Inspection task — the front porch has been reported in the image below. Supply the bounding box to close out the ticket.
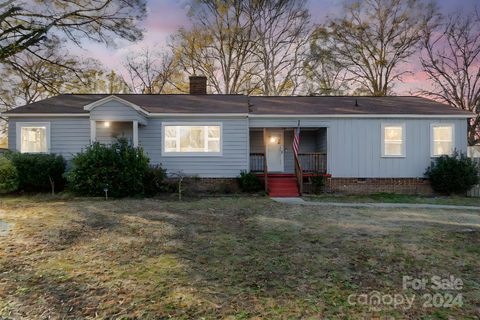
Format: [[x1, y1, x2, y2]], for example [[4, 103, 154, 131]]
[[249, 128, 328, 196]]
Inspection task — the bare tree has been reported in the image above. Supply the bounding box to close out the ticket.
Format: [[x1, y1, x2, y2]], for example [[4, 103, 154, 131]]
[[0, 49, 76, 110], [0, 0, 146, 62], [123, 47, 182, 94], [66, 68, 131, 94], [0, 49, 130, 139], [421, 11, 480, 145], [172, 0, 257, 94], [320, 0, 439, 96], [304, 28, 349, 95], [246, 0, 311, 95]]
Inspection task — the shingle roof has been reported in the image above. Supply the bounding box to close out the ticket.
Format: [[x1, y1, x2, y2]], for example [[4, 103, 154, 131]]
[[248, 96, 473, 116], [5, 94, 249, 114], [2, 94, 473, 117]]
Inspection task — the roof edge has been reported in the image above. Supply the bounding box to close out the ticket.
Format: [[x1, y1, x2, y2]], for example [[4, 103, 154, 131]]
[[248, 114, 473, 119], [2, 113, 472, 119]]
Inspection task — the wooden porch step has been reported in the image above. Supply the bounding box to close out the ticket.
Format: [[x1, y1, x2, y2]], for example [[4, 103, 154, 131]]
[[265, 174, 299, 197]]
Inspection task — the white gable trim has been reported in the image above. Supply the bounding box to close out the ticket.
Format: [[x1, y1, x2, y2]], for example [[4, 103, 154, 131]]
[[83, 95, 149, 115]]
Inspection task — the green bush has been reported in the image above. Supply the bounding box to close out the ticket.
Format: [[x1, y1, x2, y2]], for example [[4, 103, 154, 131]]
[[237, 171, 263, 192], [67, 139, 150, 197], [425, 152, 479, 195], [143, 165, 167, 197], [311, 173, 325, 194], [7, 152, 66, 194], [0, 157, 19, 193]]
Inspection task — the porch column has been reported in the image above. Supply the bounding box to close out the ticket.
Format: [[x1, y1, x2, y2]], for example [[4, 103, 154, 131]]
[[263, 128, 268, 192], [90, 120, 96, 143], [133, 120, 139, 147]]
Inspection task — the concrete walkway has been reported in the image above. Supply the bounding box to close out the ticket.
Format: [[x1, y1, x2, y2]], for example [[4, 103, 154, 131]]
[[271, 197, 480, 211]]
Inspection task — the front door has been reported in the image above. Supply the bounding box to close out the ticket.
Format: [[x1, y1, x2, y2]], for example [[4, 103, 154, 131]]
[[266, 129, 284, 172]]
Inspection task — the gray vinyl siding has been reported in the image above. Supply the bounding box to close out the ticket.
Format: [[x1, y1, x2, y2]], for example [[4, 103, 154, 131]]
[[328, 118, 468, 178], [139, 118, 249, 178], [90, 100, 147, 124], [249, 119, 331, 128], [8, 117, 90, 160], [6, 113, 468, 179], [248, 117, 468, 178]]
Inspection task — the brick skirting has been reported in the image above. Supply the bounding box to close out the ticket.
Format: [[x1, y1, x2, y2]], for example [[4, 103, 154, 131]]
[[165, 176, 433, 196], [326, 178, 433, 195], [165, 177, 241, 195]]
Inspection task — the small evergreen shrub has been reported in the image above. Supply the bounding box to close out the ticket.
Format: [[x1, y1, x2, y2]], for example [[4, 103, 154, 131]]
[[311, 173, 325, 194], [237, 171, 263, 192], [143, 165, 167, 197], [425, 152, 479, 195], [0, 157, 19, 193], [7, 153, 66, 193], [67, 139, 150, 197]]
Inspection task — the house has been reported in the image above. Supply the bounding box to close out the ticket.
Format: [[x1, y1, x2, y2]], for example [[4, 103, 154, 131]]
[[2, 76, 472, 196]]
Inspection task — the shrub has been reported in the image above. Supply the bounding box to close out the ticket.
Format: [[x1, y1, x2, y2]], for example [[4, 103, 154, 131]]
[[143, 165, 167, 197], [67, 139, 150, 197], [237, 171, 263, 192], [0, 157, 19, 193], [311, 173, 325, 194], [425, 151, 479, 195], [7, 153, 66, 194]]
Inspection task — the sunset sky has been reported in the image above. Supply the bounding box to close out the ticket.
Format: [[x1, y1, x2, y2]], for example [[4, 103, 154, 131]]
[[78, 0, 479, 95]]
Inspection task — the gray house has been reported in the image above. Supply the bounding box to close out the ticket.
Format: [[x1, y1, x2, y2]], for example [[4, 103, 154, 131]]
[[2, 77, 472, 196]]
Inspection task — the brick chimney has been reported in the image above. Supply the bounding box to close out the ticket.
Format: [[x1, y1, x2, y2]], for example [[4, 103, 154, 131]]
[[189, 76, 207, 95]]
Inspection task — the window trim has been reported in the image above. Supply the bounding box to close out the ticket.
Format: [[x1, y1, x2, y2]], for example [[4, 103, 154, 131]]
[[430, 123, 455, 158], [161, 122, 223, 157], [381, 122, 406, 158], [16, 122, 51, 154]]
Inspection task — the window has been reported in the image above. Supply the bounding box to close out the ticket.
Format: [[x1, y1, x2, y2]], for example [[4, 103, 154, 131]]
[[431, 124, 454, 157], [16, 122, 50, 153], [382, 123, 405, 157], [163, 124, 222, 155]]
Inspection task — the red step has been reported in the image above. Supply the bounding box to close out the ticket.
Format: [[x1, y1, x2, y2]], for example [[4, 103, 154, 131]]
[[266, 174, 299, 197]]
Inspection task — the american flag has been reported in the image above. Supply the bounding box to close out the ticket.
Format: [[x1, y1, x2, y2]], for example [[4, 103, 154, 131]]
[[293, 127, 300, 157]]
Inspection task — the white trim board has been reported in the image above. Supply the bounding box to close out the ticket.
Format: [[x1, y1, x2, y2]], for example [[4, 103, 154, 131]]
[[3, 113, 472, 119], [3, 113, 89, 117], [83, 95, 149, 115], [248, 114, 473, 119], [149, 113, 248, 117], [381, 122, 406, 158], [15, 121, 51, 153], [161, 122, 224, 157], [430, 123, 455, 158]]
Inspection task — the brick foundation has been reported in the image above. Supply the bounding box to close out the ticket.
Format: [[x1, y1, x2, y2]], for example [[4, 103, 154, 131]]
[[165, 177, 240, 195], [325, 178, 433, 195], [165, 176, 433, 196]]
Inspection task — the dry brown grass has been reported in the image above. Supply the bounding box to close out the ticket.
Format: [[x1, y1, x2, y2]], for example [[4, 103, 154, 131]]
[[0, 196, 479, 319]]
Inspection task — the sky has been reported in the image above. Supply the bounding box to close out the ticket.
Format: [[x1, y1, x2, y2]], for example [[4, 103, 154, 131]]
[[75, 0, 479, 95]]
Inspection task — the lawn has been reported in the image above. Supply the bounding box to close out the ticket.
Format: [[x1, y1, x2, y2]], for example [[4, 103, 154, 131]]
[[0, 196, 479, 319], [305, 192, 480, 207]]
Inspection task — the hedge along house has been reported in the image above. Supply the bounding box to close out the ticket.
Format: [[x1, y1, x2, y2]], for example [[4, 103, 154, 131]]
[[2, 76, 472, 196]]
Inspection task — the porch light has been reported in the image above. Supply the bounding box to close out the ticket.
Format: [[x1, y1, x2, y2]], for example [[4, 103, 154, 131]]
[[104, 121, 110, 128], [270, 136, 279, 144]]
